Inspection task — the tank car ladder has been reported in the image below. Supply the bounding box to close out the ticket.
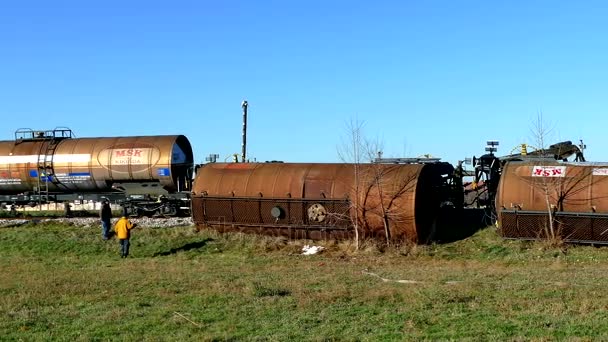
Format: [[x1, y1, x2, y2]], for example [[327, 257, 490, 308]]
[[36, 132, 70, 202]]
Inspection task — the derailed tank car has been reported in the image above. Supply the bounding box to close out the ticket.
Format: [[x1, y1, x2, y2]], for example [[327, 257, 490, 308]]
[[496, 160, 608, 244], [0, 128, 194, 216], [191, 162, 458, 243]]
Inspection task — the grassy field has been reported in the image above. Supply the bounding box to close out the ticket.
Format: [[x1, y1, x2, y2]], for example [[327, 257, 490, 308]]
[[2, 222, 608, 341]]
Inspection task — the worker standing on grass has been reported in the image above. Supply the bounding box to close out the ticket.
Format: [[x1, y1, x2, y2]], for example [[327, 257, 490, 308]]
[[100, 200, 112, 240], [114, 216, 137, 258]]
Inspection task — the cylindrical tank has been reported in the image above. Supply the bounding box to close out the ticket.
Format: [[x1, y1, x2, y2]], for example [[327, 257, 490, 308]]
[[192, 162, 455, 243], [496, 160, 608, 243], [0, 134, 193, 194]]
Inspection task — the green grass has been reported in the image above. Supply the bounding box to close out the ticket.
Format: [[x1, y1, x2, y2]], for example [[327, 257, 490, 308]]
[[2, 223, 608, 340], [0, 209, 119, 218]]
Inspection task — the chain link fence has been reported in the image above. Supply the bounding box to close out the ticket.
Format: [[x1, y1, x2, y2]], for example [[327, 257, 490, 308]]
[[192, 196, 353, 239], [500, 210, 608, 244]]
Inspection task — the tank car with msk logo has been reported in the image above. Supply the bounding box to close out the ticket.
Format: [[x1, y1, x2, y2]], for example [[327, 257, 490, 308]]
[[496, 160, 608, 244], [0, 128, 194, 216]]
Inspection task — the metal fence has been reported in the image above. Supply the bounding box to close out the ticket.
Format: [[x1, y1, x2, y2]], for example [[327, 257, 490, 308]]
[[500, 210, 608, 244], [192, 196, 353, 239]]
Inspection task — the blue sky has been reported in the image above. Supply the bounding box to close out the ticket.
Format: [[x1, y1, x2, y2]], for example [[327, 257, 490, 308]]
[[1, 1, 607, 167]]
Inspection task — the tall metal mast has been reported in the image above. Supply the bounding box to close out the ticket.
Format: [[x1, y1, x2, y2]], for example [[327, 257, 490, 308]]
[[241, 100, 248, 163]]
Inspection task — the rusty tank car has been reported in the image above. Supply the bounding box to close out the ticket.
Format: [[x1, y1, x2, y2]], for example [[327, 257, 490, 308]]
[[496, 160, 608, 243], [191, 162, 458, 243], [0, 128, 194, 216]]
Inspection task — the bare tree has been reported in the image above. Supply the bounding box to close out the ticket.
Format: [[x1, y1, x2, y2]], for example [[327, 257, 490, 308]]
[[356, 162, 420, 244], [337, 118, 365, 249], [530, 111, 558, 241], [517, 111, 606, 244], [338, 120, 421, 246], [364, 138, 391, 244]]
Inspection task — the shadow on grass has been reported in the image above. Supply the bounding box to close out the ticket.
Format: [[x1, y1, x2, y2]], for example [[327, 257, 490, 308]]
[[434, 207, 495, 243], [152, 238, 214, 257], [252, 282, 291, 297]]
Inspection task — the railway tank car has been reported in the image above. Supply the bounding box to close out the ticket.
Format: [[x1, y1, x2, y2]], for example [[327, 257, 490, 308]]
[[496, 160, 608, 244], [0, 128, 194, 216], [191, 162, 459, 243]]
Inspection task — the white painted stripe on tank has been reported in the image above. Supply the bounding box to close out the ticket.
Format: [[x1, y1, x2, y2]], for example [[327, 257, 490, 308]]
[[52, 154, 91, 163], [0, 155, 37, 164], [0, 154, 91, 164]]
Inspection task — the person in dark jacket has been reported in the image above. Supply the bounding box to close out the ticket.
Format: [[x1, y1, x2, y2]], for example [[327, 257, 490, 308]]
[[100, 200, 112, 240], [64, 202, 73, 218]]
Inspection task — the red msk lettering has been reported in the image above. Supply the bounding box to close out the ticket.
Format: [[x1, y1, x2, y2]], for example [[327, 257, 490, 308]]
[[115, 149, 142, 158], [533, 167, 565, 177]]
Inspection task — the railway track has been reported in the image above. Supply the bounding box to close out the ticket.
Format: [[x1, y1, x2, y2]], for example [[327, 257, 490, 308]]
[[0, 216, 193, 228]]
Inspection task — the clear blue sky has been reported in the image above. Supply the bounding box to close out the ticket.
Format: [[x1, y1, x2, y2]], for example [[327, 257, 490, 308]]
[[1, 1, 607, 167]]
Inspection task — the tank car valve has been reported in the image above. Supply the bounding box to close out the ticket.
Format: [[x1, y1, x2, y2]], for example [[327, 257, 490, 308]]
[[307, 203, 327, 223]]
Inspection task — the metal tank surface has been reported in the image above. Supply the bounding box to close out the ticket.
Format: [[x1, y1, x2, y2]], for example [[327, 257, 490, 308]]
[[496, 160, 608, 243], [192, 162, 456, 243], [0, 129, 193, 196]]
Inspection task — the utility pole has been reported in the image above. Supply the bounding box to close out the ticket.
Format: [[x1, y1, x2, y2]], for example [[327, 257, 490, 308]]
[[241, 100, 248, 163]]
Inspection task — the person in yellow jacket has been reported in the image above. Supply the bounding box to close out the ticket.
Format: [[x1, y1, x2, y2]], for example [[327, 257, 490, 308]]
[[114, 216, 137, 258]]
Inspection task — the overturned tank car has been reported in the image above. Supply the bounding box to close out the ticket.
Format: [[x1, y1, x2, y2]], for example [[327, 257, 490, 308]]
[[497, 160, 608, 244], [191, 162, 459, 243]]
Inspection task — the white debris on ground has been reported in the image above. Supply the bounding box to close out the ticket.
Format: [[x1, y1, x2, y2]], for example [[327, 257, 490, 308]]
[[361, 270, 463, 285], [0, 217, 194, 229], [301, 245, 325, 255], [361, 271, 422, 284]]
